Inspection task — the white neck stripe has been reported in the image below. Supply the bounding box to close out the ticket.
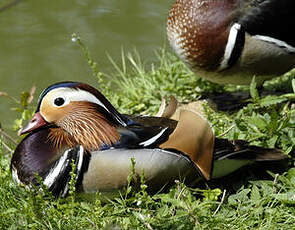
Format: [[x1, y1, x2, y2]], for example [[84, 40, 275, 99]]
[[43, 150, 70, 188], [219, 23, 241, 70]]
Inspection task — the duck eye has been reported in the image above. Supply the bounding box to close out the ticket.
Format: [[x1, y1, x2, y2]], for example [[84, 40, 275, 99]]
[[54, 97, 65, 106]]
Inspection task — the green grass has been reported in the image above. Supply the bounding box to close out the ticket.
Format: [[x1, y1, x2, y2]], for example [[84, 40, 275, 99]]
[[1, 36, 295, 229]]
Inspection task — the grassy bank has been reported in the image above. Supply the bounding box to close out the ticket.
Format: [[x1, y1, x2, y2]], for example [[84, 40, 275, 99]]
[[1, 38, 295, 229]]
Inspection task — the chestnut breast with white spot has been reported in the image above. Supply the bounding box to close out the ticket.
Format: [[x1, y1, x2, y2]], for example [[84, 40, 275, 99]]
[[167, 0, 237, 70]]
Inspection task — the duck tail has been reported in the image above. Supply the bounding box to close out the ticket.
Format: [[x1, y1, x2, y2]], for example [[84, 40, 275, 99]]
[[241, 145, 286, 162], [212, 139, 287, 179], [214, 139, 286, 161]]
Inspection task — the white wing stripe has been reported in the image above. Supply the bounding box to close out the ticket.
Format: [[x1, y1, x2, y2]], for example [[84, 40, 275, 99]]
[[139, 128, 168, 147], [254, 35, 295, 53]]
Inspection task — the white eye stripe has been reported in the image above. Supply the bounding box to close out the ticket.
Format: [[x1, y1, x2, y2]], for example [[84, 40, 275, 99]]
[[47, 88, 110, 113]]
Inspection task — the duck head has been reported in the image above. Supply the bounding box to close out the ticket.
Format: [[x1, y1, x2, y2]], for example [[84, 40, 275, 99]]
[[18, 82, 133, 151]]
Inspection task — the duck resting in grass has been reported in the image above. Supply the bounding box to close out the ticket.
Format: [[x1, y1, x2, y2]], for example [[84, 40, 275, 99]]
[[11, 82, 286, 197]]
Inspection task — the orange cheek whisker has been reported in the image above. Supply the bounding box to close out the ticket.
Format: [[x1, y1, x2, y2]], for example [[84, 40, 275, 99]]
[[48, 104, 121, 152]]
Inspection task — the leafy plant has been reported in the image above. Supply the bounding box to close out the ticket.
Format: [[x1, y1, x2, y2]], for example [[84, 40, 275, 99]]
[[0, 85, 36, 132]]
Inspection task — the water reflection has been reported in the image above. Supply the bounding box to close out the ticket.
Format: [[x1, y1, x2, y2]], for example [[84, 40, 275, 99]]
[[0, 0, 173, 132]]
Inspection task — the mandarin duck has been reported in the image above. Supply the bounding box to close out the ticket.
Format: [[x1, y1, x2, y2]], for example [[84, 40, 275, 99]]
[[167, 0, 295, 85], [11, 82, 286, 197]]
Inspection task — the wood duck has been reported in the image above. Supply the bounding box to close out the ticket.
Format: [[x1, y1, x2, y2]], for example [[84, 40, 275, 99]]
[[167, 0, 295, 85], [11, 82, 286, 197]]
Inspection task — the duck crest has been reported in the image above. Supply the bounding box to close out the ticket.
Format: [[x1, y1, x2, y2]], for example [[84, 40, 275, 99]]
[[48, 102, 120, 151]]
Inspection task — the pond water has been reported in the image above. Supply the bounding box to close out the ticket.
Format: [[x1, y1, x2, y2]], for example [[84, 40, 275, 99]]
[[0, 0, 174, 132]]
